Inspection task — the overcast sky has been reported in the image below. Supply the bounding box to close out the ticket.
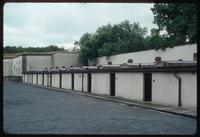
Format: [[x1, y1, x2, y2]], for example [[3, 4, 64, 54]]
[[4, 3, 157, 49]]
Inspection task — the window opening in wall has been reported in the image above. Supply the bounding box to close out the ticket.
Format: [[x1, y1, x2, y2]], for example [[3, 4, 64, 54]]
[[108, 61, 112, 65], [128, 59, 133, 63], [144, 73, 152, 101], [193, 53, 197, 61], [110, 73, 115, 96]]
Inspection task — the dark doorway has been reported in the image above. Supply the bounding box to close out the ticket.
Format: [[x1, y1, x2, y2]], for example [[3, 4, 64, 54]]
[[36, 74, 38, 85], [59, 73, 62, 88], [82, 73, 84, 92], [32, 74, 33, 84], [88, 73, 91, 93], [71, 73, 74, 90], [42, 74, 44, 85], [47, 74, 49, 86], [144, 73, 152, 101], [50, 74, 52, 87], [110, 73, 115, 96]]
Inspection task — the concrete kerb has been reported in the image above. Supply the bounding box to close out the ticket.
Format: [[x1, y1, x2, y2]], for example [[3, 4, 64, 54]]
[[19, 82, 196, 119]]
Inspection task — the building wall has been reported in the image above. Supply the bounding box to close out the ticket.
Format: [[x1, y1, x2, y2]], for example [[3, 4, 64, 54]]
[[23, 70, 196, 109], [22, 74, 25, 82], [91, 73, 110, 95], [96, 44, 197, 65], [28, 74, 33, 83], [26, 55, 52, 71], [152, 73, 179, 106], [61, 74, 72, 89], [179, 73, 197, 108], [53, 53, 80, 68], [44, 74, 48, 86], [3, 59, 13, 76], [115, 73, 144, 101], [52, 74, 60, 88], [12, 56, 23, 76], [24, 74, 28, 83], [26, 74, 29, 83], [33, 74, 37, 84], [74, 73, 82, 91], [38, 74, 43, 85], [83, 73, 88, 92]]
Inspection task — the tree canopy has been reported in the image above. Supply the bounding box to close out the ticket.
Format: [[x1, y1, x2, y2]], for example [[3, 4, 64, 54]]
[[151, 3, 197, 45], [78, 20, 148, 65]]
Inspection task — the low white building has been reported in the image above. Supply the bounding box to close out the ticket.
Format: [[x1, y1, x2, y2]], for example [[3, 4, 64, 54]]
[[3, 58, 13, 77], [3, 52, 80, 81], [23, 60, 197, 109]]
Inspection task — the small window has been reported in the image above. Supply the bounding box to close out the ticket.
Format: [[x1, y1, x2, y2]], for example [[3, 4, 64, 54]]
[[108, 61, 112, 65], [155, 56, 161, 62], [128, 59, 133, 63], [193, 53, 197, 61]]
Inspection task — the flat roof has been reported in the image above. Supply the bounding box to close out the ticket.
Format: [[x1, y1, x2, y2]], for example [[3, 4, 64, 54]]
[[24, 63, 197, 74]]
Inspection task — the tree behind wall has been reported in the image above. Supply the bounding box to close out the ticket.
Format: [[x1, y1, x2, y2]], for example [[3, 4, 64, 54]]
[[151, 3, 197, 46], [78, 20, 148, 65]]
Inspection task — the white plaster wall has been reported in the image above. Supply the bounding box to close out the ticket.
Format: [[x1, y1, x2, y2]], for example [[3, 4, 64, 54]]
[[38, 74, 43, 85], [152, 73, 179, 106], [96, 44, 197, 65], [26, 74, 29, 83], [61, 74, 72, 89], [28, 74, 32, 83], [74, 73, 82, 91], [44, 74, 48, 86], [22, 74, 25, 82], [53, 53, 80, 68], [26, 55, 52, 71], [24, 74, 28, 83], [3, 59, 13, 76], [33, 74, 37, 84], [83, 73, 88, 92], [12, 56, 22, 76], [115, 73, 144, 101], [91, 73, 110, 95], [179, 73, 197, 108], [52, 74, 60, 88]]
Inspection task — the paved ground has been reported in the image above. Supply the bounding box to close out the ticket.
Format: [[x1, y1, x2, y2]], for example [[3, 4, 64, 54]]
[[3, 82, 196, 134]]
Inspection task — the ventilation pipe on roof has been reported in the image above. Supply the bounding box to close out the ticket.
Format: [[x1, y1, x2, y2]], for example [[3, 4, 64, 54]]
[[173, 72, 182, 107]]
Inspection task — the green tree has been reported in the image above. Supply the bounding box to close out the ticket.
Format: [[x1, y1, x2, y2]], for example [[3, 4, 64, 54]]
[[151, 3, 197, 45], [78, 20, 148, 65]]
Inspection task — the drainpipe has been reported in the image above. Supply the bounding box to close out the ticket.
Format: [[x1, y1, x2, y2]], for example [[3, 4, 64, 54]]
[[173, 72, 182, 107]]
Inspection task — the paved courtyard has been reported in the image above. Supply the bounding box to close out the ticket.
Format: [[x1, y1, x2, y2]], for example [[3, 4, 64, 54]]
[[3, 82, 196, 134]]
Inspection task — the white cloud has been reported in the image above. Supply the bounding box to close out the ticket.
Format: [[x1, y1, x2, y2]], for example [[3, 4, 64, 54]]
[[3, 3, 156, 48]]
